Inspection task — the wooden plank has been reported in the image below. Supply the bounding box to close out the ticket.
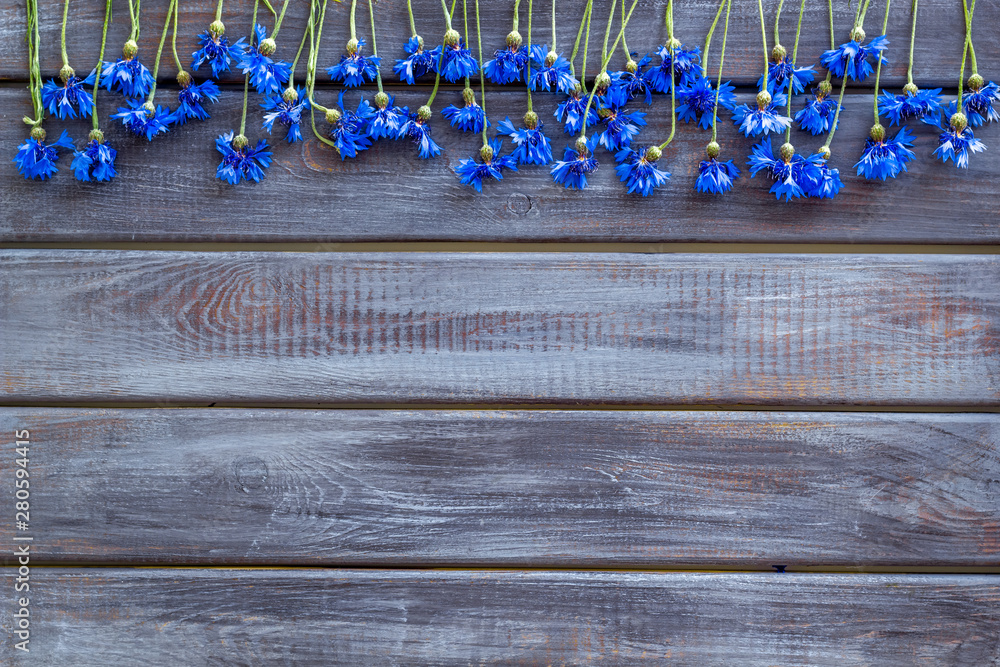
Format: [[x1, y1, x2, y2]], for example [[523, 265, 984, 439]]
[[2, 569, 998, 664], [3, 90, 998, 244], [1, 251, 998, 405], [1, 408, 998, 567], [0, 0, 993, 88]]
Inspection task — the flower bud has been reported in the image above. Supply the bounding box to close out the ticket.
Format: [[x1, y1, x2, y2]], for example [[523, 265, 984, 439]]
[[414, 35, 425, 50], [968, 73, 985, 91], [210, 20, 225, 36], [479, 143, 494, 162], [59, 64, 75, 82], [705, 141, 720, 159], [950, 112, 968, 133], [89, 129, 105, 143], [779, 142, 795, 162], [756, 90, 772, 108], [668, 37, 682, 49], [818, 145, 832, 159], [817, 80, 833, 97], [417, 105, 432, 121], [232, 134, 249, 150], [544, 50, 558, 67], [345, 38, 359, 55], [594, 71, 611, 89], [444, 29, 460, 46], [869, 123, 886, 142], [123, 39, 139, 59], [625, 59, 638, 74], [644, 146, 662, 162], [506, 31, 522, 48], [902, 82, 918, 96], [325, 108, 342, 124], [574, 137, 589, 154], [177, 70, 193, 87], [850, 26, 866, 43], [143, 101, 156, 118], [259, 37, 277, 56], [771, 44, 787, 61], [283, 86, 299, 103], [30, 126, 46, 142], [523, 110, 539, 129], [374, 91, 390, 109], [598, 107, 613, 119], [462, 87, 476, 104]]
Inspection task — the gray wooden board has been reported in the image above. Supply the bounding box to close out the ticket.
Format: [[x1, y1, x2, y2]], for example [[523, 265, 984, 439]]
[[0, 0, 994, 88], [3, 90, 1000, 244], [0, 408, 998, 567], [1, 569, 998, 664], [2, 251, 998, 405]]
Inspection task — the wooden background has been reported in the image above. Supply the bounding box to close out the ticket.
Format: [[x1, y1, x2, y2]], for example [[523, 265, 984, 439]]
[[2, 0, 999, 663]]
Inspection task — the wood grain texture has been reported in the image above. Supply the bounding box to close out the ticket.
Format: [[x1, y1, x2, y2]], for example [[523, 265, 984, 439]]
[[2, 251, 998, 405], [1, 408, 998, 567], [0, 0, 995, 87], [3, 90, 1000, 244], [2, 569, 998, 665]]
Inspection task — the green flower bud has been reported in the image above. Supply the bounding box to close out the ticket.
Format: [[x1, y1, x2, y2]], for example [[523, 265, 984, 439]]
[[462, 87, 476, 104], [346, 38, 359, 55], [123, 39, 139, 59], [902, 82, 919, 96], [282, 86, 299, 103], [817, 80, 833, 97], [869, 123, 886, 142], [779, 142, 795, 162], [574, 137, 589, 154], [89, 129, 105, 144], [143, 101, 156, 118], [259, 38, 277, 56], [59, 64, 75, 82], [644, 146, 662, 162], [417, 105, 432, 121], [209, 20, 225, 36], [177, 71, 193, 87], [374, 91, 390, 109], [480, 143, 494, 162], [444, 29, 461, 46], [850, 27, 866, 43], [818, 145, 832, 159], [756, 90, 772, 108], [625, 59, 638, 74], [523, 110, 539, 129], [595, 71, 611, 89], [30, 126, 46, 142], [950, 112, 968, 133], [544, 50, 558, 67], [771, 44, 787, 61], [232, 134, 249, 150], [325, 108, 342, 124], [705, 141, 720, 159], [506, 31, 522, 48], [968, 73, 985, 91]]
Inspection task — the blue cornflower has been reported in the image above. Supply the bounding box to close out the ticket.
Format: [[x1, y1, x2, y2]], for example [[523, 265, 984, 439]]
[[328, 38, 381, 87], [174, 76, 220, 124], [215, 131, 272, 184], [442, 89, 490, 133], [695, 145, 740, 194], [614, 146, 670, 196], [395, 36, 439, 84], [483, 33, 530, 84], [440, 37, 479, 82], [596, 107, 646, 151], [455, 138, 518, 191], [820, 31, 888, 82], [101, 43, 155, 98], [760, 55, 815, 95], [111, 100, 173, 140], [71, 133, 117, 182], [365, 93, 408, 140], [240, 24, 292, 96], [747, 139, 823, 201], [550, 139, 599, 189], [497, 115, 552, 165], [606, 56, 654, 108], [399, 107, 442, 158], [13, 129, 73, 180], [795, 83, 840, 135], [191, 27, 247, 78], [555, 90, 599, 134], [644, 42, 701, 93], [962, 77, 1000, 126], [732, 91, 791, 137], [676, 75, 736, 129], [42, 71, 95, 119], [926, 106, 986, 168], [261, 86, 309, 142], [878, 85, 942, 125], [805, 158, 843, 199], [324, 92, 375, 159], [854, 125, 916, 180], [528, 45, 579, 94]]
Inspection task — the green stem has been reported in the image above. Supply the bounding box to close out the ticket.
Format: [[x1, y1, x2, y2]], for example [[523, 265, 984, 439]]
[[439, 0, 452, 30], [307, 0, 340, 148], [476, 0, 487, 147], [242, 0, 261, 136], [349, 0, 357, 41], [962, 0, 977, 76], [578, 0, 640, 139], [824, 0, 833, 82], [658, 0, 677, 149], [92, 0, 112, 131], [215, 0, 224, 22], [757, 0, 768, 84], [407, 0, 417, 37], [60, 0, 70, 68], [569, 0, 592, 80], [855, 0, 871, 28], [146, 0, 176, 104], [600, 0, 616, 64], [526, 0, 533, 112], [272, 0, 291, 39], [127, 0, 140, 42], [702, 0, 726, 77], [906, 0, 917, 84], [23, 0, 43, 125], [784, 0, 806, 143], [171, 0, 183, 72], [424, 0, 452, 106], [551, 0, 557, 50], [368, 0, 383, 92], [774, 0, 785, 46], [261, 0, 278, 19], [578, 0, 592, 91], [290, 8, 311, 80], [871, 0, 891, 122], [958, 0, 976, 103], [513, 0, 521, 32], [823, 74, 848, 147], [709, 0, 732, 144], [619, 0, 630, 59]]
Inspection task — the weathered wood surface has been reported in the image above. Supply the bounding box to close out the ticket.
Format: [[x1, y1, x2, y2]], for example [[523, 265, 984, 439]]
[[2, 251, 998, 405], [2, 569, 998, 664], [3, 90, 998, 244], [1, 408, 998, 567], [0, 0, 994, 88]]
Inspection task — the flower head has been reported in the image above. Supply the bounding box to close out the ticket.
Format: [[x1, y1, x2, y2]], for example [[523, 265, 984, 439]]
[[483, 32, 530, 84], [42, 71, 95, 119], [111, 100, 173, 140], [854, 124, 916, 180], [174, 75, 220, 124], [455, 138, 518, 191], [261, 86, 310, 142], [498, 114, 553, 165], [747, 139, 823, 200], [606, 56, 654, 107], [550, 138, 599, 189], [676, 75, 736, 129], [215, 131, 272, 184], [324, 92, 375, 159], [695, 143, 740, 194], [439, 35, 479, 82], [596, 107, 646, 151], [760, 50, 815, 95], [555, 90, 599, 134], [101, 42, 155, 98], [442, 88, 490, 133], [13, 129, 73, 180], [365, 92, 408, 140], [732, 90, 791, 137], [395, 35, 440, 84], [644, 42, 701, 93], [962, 76, 1000, 127], [614, 145, 670, 196], [399, 106, 443, 158], [805, 157, 843, 199], [239, 24, 291, 96], [927, 105, 986, 168], [820, 31, 888, 82], [528, 45, 579, 94], [71, 131, 118, 182], [795, 82, 840, 135], [328, 38, 381, 87], [878, 84, 942, 125], [191, 26, 247, 78]]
